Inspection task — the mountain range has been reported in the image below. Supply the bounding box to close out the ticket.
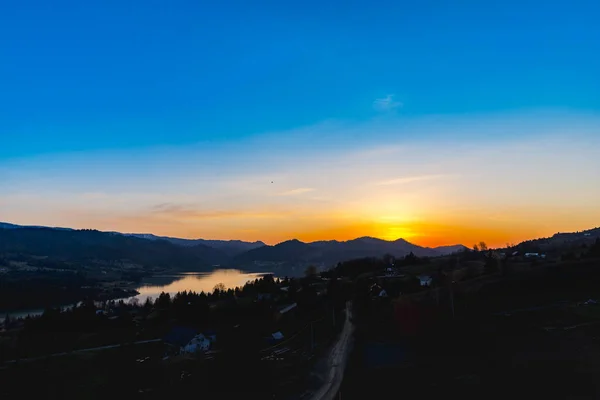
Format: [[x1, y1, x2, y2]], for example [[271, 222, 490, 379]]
[[0, 222, 466, 270]]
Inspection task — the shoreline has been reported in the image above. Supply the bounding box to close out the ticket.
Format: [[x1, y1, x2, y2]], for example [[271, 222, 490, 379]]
[[2, 283, 140, 320]]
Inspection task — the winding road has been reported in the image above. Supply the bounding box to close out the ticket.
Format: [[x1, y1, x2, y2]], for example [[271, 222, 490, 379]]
[[309, 301, 354, 400]]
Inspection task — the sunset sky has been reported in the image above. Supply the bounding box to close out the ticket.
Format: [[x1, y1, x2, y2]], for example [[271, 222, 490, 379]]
[[2, 0, 599, 248]]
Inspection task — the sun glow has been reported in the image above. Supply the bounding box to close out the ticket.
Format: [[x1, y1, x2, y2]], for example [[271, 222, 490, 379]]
[[379, 225, 417, 241]]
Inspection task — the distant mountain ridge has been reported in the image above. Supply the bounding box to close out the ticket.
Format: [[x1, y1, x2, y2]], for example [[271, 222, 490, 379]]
[[1, 222, 467, 268], [0, 226, 227, 270], [2, 221, 599, 273], [0, 222, 265, 258], [122, 233, 265, 257], [234, 237, 467, 265]]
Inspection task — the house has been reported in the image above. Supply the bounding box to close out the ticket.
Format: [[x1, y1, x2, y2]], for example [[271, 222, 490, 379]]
[[182, 333, 211, 354], [369, 283, 384, 297], [278, 303, 297, 315], [418, 275, 433, 287], [164, 326, 198, 353], [257, 293, 273, 301], [272, 331, 284, 340], [274, 302, 298, 322], [524, 253, 546, 259]]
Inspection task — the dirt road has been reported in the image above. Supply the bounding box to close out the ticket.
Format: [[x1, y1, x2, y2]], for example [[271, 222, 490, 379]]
[[309, 301, 354, 400]]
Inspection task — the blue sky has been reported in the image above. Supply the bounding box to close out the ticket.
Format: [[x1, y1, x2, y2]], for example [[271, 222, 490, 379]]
[[1, 0, 600, 245]]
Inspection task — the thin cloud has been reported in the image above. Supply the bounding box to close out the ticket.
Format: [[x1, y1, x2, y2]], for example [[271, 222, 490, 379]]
[[375, 174, 450, 186], [277, 187, 315, 196], [150, 203, 290, 220], [373, 94, 403, 112]]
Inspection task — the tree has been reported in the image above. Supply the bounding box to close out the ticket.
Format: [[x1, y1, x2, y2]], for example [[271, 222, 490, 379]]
[[588, 238, 600, 258], [473, 244, 479, 252], [383, 253, 395, 266], [403, 252, 419, 265], [479, 242, 488, 251], [305, 265, 318, 278], [213, 282, 226, 293], [155, 292, 171, 309], [484, 255, 498, 274], [143, 296, 153, 310]]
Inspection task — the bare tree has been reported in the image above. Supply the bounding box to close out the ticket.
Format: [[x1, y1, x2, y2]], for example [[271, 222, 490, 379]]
[[479, 241, 488, 251], [213, 282, 226, 293], [473, 244, 480, 252]]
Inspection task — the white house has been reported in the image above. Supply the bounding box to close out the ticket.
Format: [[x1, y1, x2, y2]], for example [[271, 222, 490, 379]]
[[182, 333, 211, 354], [524, 253, 546, 259], [418, 275, 433, 287]]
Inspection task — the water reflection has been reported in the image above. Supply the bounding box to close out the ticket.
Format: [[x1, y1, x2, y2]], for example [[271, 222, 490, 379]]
[[4, 269, 271, 319], [132, 269, 271, 304]]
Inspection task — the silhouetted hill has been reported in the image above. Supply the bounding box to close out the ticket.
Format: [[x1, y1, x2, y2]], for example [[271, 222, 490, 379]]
[[0, 227, 228, 270], [234, 237, 467, 265], [431, 244, 469, 254], [124, 233, 265, 257], [513, 227, 600, 254], [236, 239, 318, 263], [1, 222, 468, 269]]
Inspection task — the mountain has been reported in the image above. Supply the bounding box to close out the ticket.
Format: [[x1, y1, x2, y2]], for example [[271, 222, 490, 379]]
[[1, 223, 265, 258], [235, 239, 319, 263], [123, 233, 265, 257], [0, 227, 228, 270], [0, 222, 73, 231], [512, 227, 600, 254], [234, 236, 467, 265], [431, 244, 470, 255], [1, 221, 467, 269], [0, 222, 20, 229]]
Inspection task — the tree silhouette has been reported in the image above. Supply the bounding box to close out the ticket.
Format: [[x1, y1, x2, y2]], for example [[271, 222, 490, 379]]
[[155, 292, 171, 309], [213, 282, 226, 293], [143, 297, 153, 310], [383, 253, 395, 266], [305, 265, 318, 278]]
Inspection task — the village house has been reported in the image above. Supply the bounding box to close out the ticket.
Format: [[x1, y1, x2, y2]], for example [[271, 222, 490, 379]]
[[418, 275, 433, 287]]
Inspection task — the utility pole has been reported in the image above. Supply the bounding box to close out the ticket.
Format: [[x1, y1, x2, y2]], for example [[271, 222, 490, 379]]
[[332, 308, 336, 328], [310, 322, 315, 352], [449, 254, 459, 319], [449, 277, 455, 319]]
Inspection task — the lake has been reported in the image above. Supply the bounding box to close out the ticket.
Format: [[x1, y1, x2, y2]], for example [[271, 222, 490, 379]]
[[129, 269, 271, 304], [5, 269, 271, 319]]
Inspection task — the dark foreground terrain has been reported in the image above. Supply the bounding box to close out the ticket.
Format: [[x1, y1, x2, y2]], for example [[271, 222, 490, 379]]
[[341, 258, 600, 400]]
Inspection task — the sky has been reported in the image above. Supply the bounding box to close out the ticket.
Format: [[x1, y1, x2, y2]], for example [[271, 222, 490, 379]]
[[1, 0, 600, 247]]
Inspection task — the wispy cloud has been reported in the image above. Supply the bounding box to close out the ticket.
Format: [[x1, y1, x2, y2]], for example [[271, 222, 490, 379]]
[[277, 187, 315, 196], [375, 174, 450, 186], [151, 203, 290, 220], [373, 94, 403, 112]]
